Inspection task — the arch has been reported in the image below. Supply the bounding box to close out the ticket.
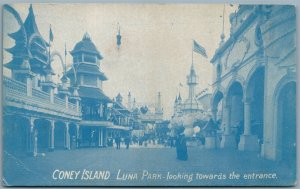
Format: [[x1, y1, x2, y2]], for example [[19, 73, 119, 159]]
[[273, 74, 296, 163], [225, 81, 244, 147], [34, 118, 51, 152], [3, 115, 30, 156], [211, 90, 224, 123], [224, 76, 245, 98], [54, 121, 67, 149], [51, 51, 66, 74], [244, 66, 265, 144], [68, 122, 78, 149], [244, 64, 265, 96], [4, 5, 27, 46]]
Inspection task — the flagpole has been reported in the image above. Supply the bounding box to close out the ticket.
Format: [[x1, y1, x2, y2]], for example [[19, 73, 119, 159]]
[[192, 40, 194, 66], [48, 24, 51, 64], [64, 42, 67, 75]]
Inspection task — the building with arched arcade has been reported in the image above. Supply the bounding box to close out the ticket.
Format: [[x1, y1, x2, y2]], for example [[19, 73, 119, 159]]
[[210, 5, 296, 165], [3, 5, 132, 156]]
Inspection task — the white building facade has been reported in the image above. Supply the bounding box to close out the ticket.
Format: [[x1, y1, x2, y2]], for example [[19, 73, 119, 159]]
[[210, 5, 296, 163]]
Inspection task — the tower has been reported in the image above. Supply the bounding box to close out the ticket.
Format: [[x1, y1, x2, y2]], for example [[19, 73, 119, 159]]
[[187, 63, 198, 100], [182, 63, 203, 113], [127, 92, 132, 110], [155, 92, 163, 115]]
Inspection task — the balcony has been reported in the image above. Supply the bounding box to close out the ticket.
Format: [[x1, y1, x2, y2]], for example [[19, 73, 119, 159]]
[[3, 76, 81, 120]]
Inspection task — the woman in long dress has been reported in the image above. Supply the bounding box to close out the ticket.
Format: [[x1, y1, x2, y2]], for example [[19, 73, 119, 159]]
[[176, 132, 188, 161]]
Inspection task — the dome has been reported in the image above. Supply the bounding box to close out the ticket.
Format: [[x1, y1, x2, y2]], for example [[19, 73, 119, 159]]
[[71, 32, 102, 59]]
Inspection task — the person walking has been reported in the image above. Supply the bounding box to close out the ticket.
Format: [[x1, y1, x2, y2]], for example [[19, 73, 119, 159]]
[[125, 136, 130, 149], [175, 128, 188, 161], [115, 136, 121, 149]]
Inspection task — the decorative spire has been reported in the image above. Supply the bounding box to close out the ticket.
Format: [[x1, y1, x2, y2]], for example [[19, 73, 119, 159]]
[[83, 32, 91, 41]]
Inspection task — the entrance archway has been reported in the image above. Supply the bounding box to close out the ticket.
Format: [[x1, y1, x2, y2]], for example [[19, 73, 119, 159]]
[[277, 81, 296, 167], [226, 82, 244, 148], [245, 67, 265, 150]]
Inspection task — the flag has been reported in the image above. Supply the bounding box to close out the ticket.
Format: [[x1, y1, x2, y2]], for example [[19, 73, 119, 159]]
[[193, 40, 207, 58], [49, 25, 54, 42]]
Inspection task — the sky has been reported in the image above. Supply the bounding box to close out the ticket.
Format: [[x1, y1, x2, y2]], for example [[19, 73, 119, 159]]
[[3, 3, 237, 119]]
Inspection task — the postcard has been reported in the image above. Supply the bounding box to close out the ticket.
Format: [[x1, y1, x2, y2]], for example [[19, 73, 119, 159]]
[[2, 3, 297, 186]]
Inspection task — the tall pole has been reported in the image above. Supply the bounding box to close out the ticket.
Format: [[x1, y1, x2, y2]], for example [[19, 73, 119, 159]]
[[64, 42, 67, 75], [48, 24, 51, 64], [192, 40, 194, 66]]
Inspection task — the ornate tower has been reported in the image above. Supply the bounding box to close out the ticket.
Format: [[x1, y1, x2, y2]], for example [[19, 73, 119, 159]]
[[187, 63, 198, 100], [182, 63, 203, 113], [155, 92, 163, 115]]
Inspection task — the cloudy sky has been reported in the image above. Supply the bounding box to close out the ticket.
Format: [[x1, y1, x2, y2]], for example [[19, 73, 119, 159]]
[[3, 3, 237, 118]]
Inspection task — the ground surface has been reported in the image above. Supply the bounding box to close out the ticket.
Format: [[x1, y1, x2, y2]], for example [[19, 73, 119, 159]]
[[3, 146, 296, 187]]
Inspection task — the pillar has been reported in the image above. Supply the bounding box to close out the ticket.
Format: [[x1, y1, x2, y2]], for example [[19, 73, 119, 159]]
[[101, 129, 104, 146], [211, 108, 217, 122], [76, 124, 80, 148], [98, 129, 102, 147], [238, 98, 259, 151], [26, 76, 32, 96], [49, 120, 55, 151], [65, 95, 69, 109], [220, 102, 236, 149], [49, 88, 54, 104], [65, 123, 70, 150], [28, 117, 35, 155]]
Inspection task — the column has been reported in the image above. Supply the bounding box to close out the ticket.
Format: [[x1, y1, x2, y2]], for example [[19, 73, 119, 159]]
[[244, 100, 251, 135], [238, 98, 259, 151], [28, 117, 35, 155], [211, 108, 217, 122], [49, 120, 55, 151], [76, 124, 80, 148], [49, 88, 54, 104], [98, 129, 102, 147], [101, 129, 104, 146], [65, 122, 70, 150], [224, 104, 231, 135], [26, 76, 32, 97], [220, 101, 236, 149], [65, 95, 69, 109]]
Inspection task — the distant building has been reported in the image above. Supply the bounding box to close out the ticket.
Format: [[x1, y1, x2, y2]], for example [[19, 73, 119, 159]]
[[196, 88, 212, 112], [173, 63, 204, 115], [210, 5, 296, 163]]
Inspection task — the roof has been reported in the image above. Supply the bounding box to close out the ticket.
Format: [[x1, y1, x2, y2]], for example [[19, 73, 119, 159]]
[[5, 4, 48, 69], [66, 63, 108, 80], [24, 5, 49, 46], [113, 101, 131, 114], [78, 86, 112, 102], [71, 33, 103, 59]]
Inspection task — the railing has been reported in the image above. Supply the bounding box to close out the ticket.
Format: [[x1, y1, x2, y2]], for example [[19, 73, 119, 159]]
[[3, 77, 27, 95], [68, 102, 77, 110], [54, 96, 66, 107], [32, 88, 50, 101], [3, 76, 80, 117]]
